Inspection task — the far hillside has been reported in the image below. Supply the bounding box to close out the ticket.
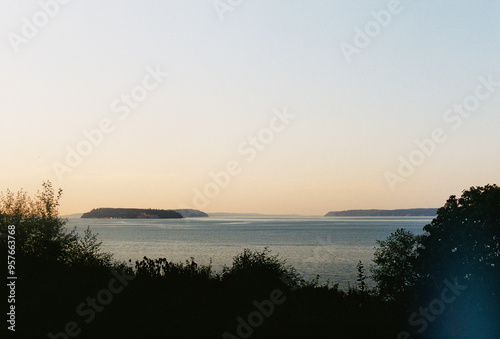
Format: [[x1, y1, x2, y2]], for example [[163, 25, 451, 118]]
[[325, 208, 438, 217]]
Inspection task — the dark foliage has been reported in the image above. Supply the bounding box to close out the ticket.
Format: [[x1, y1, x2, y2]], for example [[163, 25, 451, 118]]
[[371, 228, 419, 300], [414, 184, 500, 337], [417, 184, 500, 287], [371, 184, 500, 338], [2, 182, 498, 338]]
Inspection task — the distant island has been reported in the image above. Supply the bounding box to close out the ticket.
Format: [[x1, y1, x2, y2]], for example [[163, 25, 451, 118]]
[[175, 209, 209, 218], [325, 208, 438, 217], [81, 208, 208, 219]]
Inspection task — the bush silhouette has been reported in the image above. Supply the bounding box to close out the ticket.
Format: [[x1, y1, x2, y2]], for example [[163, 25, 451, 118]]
[[0, 181, 113, 270], [222, 247, 302, 290], [135, 256, 215, 282]]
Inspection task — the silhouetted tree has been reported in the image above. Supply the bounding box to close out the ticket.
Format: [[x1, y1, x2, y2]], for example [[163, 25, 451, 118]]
[[356, 260, 367, 293], [416, 184, 500, 325], [371, 228, 419, 300], [417, 184, 499, 282]]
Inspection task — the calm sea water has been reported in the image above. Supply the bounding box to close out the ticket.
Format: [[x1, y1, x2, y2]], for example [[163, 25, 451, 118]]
[[66, 216, 432, 288]]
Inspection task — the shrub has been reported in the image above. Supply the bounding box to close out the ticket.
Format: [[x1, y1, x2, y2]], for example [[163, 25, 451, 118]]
[[134, 256, 215, 282], [222, 247, 303, 290], [0, 181, 113, 270]]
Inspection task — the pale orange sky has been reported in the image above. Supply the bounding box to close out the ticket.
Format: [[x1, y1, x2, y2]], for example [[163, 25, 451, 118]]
[[1, 1, 499, 216]]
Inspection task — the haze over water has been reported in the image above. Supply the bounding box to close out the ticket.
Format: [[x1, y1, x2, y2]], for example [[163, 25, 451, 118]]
[[67, 215, 432, 287]]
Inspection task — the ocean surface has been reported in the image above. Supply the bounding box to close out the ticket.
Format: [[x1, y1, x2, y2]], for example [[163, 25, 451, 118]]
[[66, 215, 433, 288]]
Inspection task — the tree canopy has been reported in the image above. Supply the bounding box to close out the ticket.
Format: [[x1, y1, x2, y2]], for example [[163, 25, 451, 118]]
[[371, 228, 419, 300], [371, 184, 500, 337], [417, 184, 500, 285]]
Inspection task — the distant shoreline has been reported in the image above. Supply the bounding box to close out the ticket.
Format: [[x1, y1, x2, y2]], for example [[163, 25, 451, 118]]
[[325, 208, 438, 217], [63, 209, 438, 219]]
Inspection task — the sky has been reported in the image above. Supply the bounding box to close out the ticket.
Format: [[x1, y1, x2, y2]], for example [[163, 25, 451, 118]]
[[1, 0, 499, 216]]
